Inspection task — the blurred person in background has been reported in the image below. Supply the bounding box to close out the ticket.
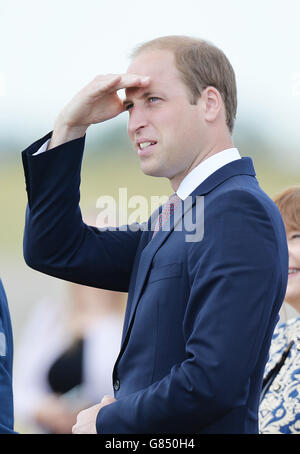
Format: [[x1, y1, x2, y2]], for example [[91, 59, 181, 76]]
[[259, 186, 300, 434], [13, 282, 125, 434], [0, 279, 16, 433]]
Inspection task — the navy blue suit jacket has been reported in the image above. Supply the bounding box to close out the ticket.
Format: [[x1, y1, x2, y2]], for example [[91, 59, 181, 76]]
[[0, 279, 15, 434], [22, 133, 288, 434]]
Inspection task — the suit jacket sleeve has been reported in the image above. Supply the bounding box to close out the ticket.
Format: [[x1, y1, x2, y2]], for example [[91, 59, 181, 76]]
[[0, 280, 15, 433], [96, 190, 286, 433], [22, 132, 142, 292]]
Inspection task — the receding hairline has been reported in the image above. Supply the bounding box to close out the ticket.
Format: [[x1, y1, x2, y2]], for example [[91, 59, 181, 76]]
[[130, 35, 211, 59], [129, 35, 237, 133]]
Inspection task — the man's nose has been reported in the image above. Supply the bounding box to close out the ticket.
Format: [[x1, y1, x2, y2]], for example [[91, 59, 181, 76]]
[[128, 107, 148, 136]]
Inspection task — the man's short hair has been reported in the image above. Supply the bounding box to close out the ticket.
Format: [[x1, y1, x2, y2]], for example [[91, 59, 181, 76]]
[[131, 35, 237, 133], [274, 186, 300, 233]]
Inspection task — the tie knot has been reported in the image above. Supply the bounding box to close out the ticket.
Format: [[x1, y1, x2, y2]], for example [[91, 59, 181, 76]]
[[169, 193, 181, 204], [152, 193, 181, 238], [162, 193, 181, 214]]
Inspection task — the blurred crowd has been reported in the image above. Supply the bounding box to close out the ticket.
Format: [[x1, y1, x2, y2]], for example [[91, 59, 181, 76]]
[[13, 282, 125, 433]]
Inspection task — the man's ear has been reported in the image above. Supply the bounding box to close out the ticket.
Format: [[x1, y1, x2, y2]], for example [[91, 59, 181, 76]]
[[200, 86, 222, 124]]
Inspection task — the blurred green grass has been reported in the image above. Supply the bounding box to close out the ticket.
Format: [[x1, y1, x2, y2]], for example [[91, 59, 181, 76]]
[[0, 146, 299, 255]]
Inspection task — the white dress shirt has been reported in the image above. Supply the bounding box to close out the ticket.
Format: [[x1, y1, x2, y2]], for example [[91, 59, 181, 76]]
[[176, 148, 241, 200], [33, 138, 51, 155]]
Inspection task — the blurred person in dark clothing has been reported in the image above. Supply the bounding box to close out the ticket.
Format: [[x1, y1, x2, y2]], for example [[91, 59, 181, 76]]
[[0, 278, 16, 433]]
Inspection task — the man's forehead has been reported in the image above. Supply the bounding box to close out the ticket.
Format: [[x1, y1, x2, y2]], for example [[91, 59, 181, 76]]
[[127, 49, 175, 77], [125, 50, 180, 97]]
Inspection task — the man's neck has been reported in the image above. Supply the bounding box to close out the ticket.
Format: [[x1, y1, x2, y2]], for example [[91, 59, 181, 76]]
[[170, 139, 235, 192]]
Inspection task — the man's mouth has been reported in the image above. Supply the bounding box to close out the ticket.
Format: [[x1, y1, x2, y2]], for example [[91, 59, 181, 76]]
[[138, 141, 157, 151], [137, 140, 158, 156]]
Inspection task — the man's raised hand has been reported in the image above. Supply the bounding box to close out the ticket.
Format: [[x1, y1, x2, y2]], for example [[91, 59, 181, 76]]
[[49, 73, 150, 149]]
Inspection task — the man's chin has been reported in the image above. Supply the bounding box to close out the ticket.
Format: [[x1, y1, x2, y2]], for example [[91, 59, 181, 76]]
[[139, 162, 166, 178]]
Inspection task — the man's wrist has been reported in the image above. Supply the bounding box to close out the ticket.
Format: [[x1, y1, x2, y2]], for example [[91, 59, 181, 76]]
[[49, 123, 87, 150]]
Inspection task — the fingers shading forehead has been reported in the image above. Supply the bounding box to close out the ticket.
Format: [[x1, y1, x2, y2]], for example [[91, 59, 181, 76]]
[[125, 85, 147, 98]]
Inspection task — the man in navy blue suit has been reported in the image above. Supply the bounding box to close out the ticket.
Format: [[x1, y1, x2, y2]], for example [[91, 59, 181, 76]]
[[0, 279, 15, 433], [22, 36, 288, 434]]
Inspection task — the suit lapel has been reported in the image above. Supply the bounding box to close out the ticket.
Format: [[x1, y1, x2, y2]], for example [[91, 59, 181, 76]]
[[118, 157, 256, 356], [123, 194, 199, 345]]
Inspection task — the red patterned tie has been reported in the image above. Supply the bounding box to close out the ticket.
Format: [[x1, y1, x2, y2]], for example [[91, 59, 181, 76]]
[[152, 193, 181, 238]]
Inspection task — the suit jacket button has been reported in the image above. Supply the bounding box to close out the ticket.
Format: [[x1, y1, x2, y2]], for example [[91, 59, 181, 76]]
[[113, 379, 120, 391]]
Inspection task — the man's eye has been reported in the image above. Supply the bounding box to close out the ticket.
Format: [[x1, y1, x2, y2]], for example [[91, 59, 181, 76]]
[[125, 103, 133, 111], [148, 97, 160, 103], [290, 233, 300, 240]]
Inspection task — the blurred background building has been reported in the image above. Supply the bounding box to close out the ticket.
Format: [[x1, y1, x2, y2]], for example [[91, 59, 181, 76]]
[[0, 0, 299, 432]]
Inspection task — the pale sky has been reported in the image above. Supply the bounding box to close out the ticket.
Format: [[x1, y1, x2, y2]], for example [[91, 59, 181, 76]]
[[0, 0, 300, 166]]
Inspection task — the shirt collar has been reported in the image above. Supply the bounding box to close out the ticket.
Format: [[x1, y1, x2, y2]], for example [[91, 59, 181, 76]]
[[176, 148, 241, 200]]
